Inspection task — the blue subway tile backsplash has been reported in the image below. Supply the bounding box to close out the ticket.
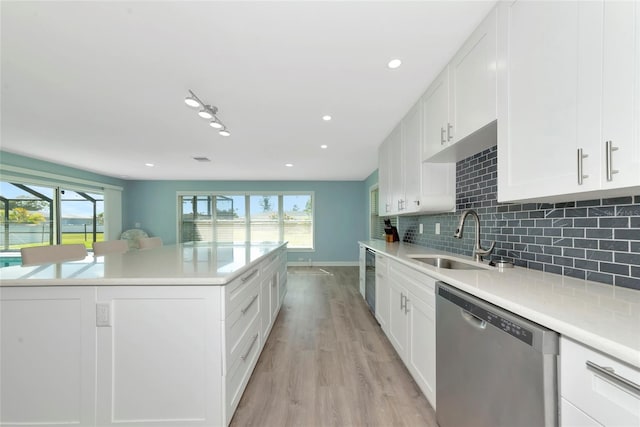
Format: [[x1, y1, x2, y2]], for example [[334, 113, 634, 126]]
[[399, 145, 640, 291]]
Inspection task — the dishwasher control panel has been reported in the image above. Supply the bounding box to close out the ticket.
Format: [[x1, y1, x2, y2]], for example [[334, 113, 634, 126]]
[[438, 285, 533, 346]]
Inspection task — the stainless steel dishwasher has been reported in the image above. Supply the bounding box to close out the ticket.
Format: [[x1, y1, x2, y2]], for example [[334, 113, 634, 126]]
[[436, 282, 559, 427]]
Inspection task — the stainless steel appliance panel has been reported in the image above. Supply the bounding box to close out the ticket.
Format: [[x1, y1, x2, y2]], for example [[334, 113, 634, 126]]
[[365, 248, 375, 313], [436, 282, 559, 427]]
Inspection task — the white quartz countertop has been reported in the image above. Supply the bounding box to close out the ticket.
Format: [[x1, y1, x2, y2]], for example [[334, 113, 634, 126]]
[[0, 241, 286, 286], [360, 240, 640, 369]]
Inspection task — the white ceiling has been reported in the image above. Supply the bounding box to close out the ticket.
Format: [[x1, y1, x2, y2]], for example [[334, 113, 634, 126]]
[[1, 0, 496, 181]]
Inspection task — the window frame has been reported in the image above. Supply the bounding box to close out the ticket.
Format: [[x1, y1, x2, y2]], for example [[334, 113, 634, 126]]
[[176, 191, 315, 251]]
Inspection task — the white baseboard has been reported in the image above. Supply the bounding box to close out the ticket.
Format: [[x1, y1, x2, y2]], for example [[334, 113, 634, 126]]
[[287, 261, 358, 267]]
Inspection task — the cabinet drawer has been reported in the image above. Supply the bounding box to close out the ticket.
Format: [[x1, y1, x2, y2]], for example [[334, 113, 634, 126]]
[[226, 290, 261, 367], [561, 397, 602, 427], [225, 316, 261, 422], [561, 337, 640, 427], [388, 260, 435, 307], [225, 267, 261, 317]]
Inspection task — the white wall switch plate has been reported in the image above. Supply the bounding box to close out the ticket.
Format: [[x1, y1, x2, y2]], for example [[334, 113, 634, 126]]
[[419, 224, 424, 234], [435, 223, 441, 235], [96, 302, 112, 327]]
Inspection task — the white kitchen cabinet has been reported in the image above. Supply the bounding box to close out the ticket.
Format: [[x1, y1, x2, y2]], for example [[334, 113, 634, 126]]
[[1, 247, 287, 427], [359, 243, 366, 298], [378, 100, 456, 216], [377, 136, 393, 215], [497, 0, 640, 203], [96, 286, 223, 426], [560, 336, 640, 427], [375, 252, 390, 331], [0, 287, 97, 426], [423, 7, 498, 163], [385, 258, 437, 408]]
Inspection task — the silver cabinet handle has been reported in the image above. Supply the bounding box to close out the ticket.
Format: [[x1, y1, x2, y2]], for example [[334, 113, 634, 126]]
[[241, 294, 258, 315], [241, 269, 258, 283], [577, 148, 589, 185], [605, 140, 619, 182], [240, 333, 259, 361], [447, 123, 453, 142], [400, 293, 405, 311], [440, 127, 446, 144], [586, 360, 640, 395]]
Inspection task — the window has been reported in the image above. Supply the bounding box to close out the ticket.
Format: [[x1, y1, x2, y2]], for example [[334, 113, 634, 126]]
[[0, 181, 104, 251], [178, 192, 314, 250]]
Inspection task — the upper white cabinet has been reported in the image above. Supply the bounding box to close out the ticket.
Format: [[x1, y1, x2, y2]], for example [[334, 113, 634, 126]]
[[423, 7, 498, 163], [379, 100, 456, 216], [497, 0, 640, 203]]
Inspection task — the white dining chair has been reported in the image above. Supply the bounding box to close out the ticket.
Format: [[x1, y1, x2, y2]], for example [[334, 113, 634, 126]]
[[138, 236, 163, 250], [92, 240, 129, 256], [21, 244, 88, 266]]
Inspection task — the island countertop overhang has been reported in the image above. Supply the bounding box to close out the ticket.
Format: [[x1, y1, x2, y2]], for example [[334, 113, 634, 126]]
[[0, 241, 288, 287]]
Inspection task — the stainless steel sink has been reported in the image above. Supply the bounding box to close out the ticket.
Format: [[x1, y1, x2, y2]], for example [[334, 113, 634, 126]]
[[408, 255, 491, 270]]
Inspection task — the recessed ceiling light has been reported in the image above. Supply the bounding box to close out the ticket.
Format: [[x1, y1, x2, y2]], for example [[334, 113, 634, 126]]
[[285, 163, 293, 167], [321, 145, 328, 149], [322, 115, 332, 121], [145, 163, 154, 167], [388, 59, 402, 69]]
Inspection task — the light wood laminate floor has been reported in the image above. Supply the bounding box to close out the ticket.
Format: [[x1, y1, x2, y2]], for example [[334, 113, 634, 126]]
[[230, 266, 437, 427]]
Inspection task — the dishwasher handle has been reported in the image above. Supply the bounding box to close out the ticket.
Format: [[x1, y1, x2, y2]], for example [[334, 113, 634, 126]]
[[461, 309, 487, 329]]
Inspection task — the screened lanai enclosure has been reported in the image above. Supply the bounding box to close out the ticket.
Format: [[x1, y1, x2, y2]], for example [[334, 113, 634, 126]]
[[0, 181, 104, 252]]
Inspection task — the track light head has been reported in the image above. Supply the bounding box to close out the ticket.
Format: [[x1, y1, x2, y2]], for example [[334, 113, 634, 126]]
[[219, 129, 231, 137], [198, 109, 213, 119], [184, 96, 201, 108], [209, 119, 223, 129]]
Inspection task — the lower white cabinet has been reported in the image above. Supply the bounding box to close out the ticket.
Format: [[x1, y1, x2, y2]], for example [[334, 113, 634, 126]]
[[560, 337, 640, 427], [385, 258, 437, 408], [0, 247, 287, 427], [375, 253, 390, 331], [359, 244, 366, 298]]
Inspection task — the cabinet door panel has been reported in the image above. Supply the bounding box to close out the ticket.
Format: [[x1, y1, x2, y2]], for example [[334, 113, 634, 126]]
[[388, 281, 408, 359], [388, 125, 403, 213], [451, 8, 497, 143], [375, 254, 390, 331], [402, 101, 423, 212], [601, 0, 640, 189], [422, 69, 450, 160], [378, 140, 391, 215], [0, 287, 96, 426], [407, 294, 436, 409], [498, 1, 601, 201]]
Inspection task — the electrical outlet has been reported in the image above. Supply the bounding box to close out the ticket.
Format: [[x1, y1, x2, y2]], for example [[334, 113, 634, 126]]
[[419, 224, 423, 234], [435, 223, 441, 235]]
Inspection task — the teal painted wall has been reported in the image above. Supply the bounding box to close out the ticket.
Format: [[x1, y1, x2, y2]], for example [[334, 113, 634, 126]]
[[1, 152, 372, 263], [123, 180, 367, 263], [0, 151, 126, 188]]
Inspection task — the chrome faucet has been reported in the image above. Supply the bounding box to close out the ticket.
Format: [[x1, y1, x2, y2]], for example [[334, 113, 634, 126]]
[[453, 209, 495, 262]]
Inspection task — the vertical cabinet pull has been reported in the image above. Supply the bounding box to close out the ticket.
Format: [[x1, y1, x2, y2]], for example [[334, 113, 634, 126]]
[[440, 127, 446, 145], [400, 293, 405, 311], [240, 333, 259, 361], [577, 148, 589, 185], [605, 140, 619, 182], [447, 123, 453, 142]]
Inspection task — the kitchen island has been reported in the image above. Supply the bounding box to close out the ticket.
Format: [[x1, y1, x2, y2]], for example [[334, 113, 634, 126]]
[[0, 241, 288, 427]]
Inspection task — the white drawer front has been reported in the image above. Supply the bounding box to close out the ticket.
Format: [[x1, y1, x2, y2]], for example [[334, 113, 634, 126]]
[[561, 337, 640, 427], [225, 267, 261, 317], [226, 291, 261, 368], [225, 316, 261, 423], [562, 397, 602, 427]]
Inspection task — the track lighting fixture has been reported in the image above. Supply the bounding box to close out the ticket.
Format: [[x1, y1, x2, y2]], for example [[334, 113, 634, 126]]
[[184, 90, 230, 136]]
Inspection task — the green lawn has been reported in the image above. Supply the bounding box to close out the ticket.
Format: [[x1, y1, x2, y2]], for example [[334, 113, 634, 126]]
[[4, 233, 104, 251]]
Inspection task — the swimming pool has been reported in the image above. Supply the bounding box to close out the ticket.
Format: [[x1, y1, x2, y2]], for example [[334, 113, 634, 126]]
[[0, 256, 22, 268]]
